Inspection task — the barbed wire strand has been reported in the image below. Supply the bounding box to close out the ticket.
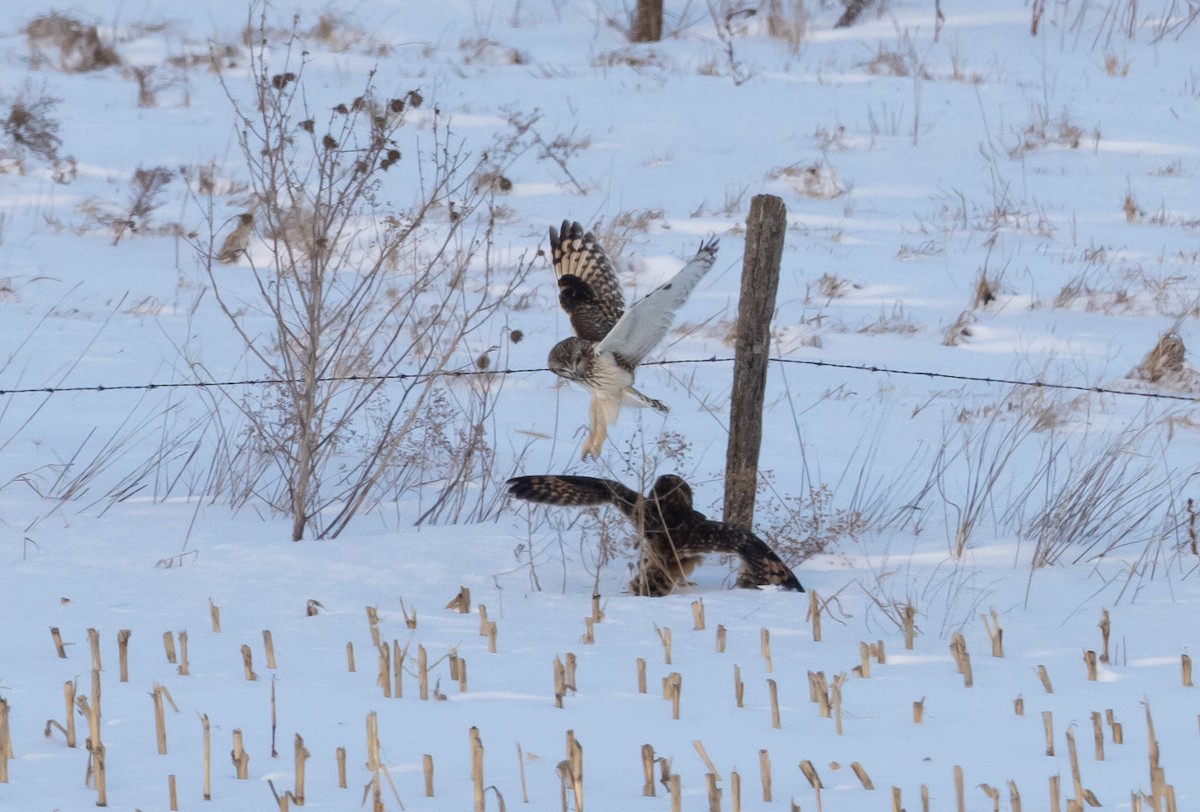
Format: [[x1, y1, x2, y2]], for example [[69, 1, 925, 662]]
[[1, 356, 1197, 403]]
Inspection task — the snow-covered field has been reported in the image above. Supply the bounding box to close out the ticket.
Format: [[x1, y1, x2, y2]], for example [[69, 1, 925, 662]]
[[3, 0, 1200, 809]]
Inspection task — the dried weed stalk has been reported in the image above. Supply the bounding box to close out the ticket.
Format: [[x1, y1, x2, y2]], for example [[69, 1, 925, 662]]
[[194, 17, 529, 539]]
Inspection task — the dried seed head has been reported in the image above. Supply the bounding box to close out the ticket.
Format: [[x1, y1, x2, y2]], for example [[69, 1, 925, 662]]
[[298, 119, 314, 132], [406, 90, 423, 108], [333, 103, 348, 115], [509, 329, 524, 344], [322, 134, 337, 150], [389, 98, 404, 113]]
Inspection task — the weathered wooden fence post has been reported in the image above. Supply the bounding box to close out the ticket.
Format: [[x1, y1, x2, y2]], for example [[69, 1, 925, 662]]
[[724, 194, 786, 528], [630, 0, 663, 42]]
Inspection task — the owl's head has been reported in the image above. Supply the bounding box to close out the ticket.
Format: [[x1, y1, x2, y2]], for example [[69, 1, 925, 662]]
[[548, 337, 593, 382], [650, 474, 694, 514]]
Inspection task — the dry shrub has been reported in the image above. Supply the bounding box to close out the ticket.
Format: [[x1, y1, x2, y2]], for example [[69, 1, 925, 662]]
[[1, 88, 69, 176], [759, 483, 868, 565], [1127, 331, 1199, 388], [25, 13, 119, 72]]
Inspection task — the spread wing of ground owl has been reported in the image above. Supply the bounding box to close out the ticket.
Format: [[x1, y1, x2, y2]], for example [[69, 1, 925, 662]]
[[547, 221, 719, 459], [506, 474, 803, 596]]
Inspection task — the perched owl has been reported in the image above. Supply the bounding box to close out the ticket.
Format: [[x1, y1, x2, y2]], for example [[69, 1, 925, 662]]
[[216, 212, 254, 264], [506, 473, 803, 597], [547, 221, 718, 459]]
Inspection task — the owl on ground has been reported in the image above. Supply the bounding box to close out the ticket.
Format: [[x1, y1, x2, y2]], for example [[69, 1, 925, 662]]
[[506, 473, 803, 597], [547, 221, 718, 459]]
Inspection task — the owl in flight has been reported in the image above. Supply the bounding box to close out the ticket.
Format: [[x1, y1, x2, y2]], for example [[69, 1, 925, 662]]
[[547, 221, 719, 459], [506, 473, 803, 597]]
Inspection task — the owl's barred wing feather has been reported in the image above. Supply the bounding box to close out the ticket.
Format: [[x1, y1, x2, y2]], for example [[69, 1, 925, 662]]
[[597, 237, 719, 367], [682, 522, 804, 592], [506, 475, 642, 523], [549, 221, 625, 341]]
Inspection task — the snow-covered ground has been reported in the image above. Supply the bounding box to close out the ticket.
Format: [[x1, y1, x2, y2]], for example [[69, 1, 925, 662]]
[[3, 0, 1200, 808]]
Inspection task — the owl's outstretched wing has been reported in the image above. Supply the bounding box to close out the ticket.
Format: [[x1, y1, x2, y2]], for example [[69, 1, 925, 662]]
[[683, 521, 803, 592], [597, 237, 718, 368], [549, 221, 625, 342], [506, 475, 641, 523]]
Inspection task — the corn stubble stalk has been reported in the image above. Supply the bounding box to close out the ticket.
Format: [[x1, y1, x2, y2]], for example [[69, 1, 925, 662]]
[[1037, 664, 1054, 693], [637, 658, 646, 693], [759, 749, 771, 801], [949, 633, 972, 687], [903, 603, 915, 649], [44, 681, 77, 747], [716, 625, 726, 652], [117, 629, 131, 682], [209, 598, 221, 632], [423, 752, 434, 797], [1091, 712, 1104, 760], [1083, 649, 1098, 680], [470, 726, 485, 812], [1014, 694, 1025, 715], [241, 644, 257, 680], [1106, 708, 1123, 744], [346, 642, 355, 672], [232, 729, 249, 779], [566, 729, 584, 811], [418, 644, 429, 700], [668, 672, 682, 720], [161, 630, 176, 663], [1044, 711, 1055, 756], [393, 640, 403, 697], [51, 626, 67, 658], [88, 628, 101, 672], [731, 769, 741, 812], [808, 590, 822, 642], [768, 679, 781, 729], [0, 697, 11, 784], [264, 630, 277, 669], [857, 641, 870, 678], [337, 746, 347, 789], [761, 628, 773, 672], [178, 630, 190, 676], [365, 606, 381, 647], [705, 772, 720, 811], [831, 673, 847, 735], [200, 714, 211, 800], [554, 656, 566, 708], [850, 762, 873, 789], [982, 609, 1003, 657], [799, 759, 823, 812], [1182, 653, 1193, 687], [168, 773, 178, 810], [1098, 610, 1111, 663], [293, 733, 309, 803], [669, 774, 682, 812], [692, 599, 705, 630], [913, 697, 924, 724], [641, 744, 655, 796], [954, 764, 964, 812], [656, 625, 672, 664], [377, 643, 392, 698], [79, 668, 106, 805], [734, 665, 744, 708]]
